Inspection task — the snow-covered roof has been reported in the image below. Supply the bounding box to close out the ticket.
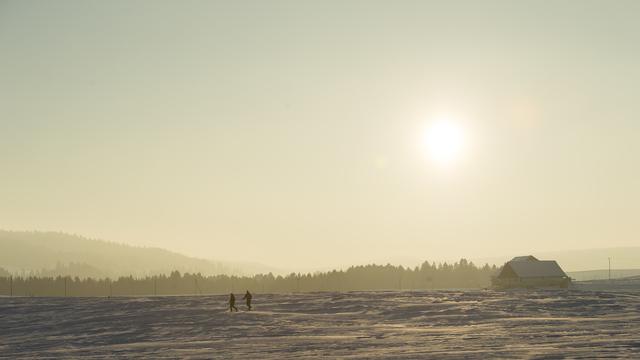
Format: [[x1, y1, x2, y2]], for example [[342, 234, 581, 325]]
[[505, 260, 567, 278], [511, 255, 538, 262]]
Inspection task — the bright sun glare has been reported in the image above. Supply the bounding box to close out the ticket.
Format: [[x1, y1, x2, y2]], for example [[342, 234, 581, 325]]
[[423, 119, 465, 166]]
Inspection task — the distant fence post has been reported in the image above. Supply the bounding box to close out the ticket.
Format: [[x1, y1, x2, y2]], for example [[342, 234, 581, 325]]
[[9, 276, 12, 297], [64, 277, 67, 297]]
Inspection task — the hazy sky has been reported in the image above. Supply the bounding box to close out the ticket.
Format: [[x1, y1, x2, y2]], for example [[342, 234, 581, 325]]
[[2, 0, 639, 269]]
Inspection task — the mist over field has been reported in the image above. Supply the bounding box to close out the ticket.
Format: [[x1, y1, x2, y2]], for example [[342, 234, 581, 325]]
[[2, 230, 639, 282]]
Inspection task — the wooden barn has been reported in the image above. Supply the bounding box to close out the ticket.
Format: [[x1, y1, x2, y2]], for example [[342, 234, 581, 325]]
[[492, 255, 571, 289]]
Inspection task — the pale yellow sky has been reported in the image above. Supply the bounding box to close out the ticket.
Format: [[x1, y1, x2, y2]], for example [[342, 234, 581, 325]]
[[1, 0, 639, 269]]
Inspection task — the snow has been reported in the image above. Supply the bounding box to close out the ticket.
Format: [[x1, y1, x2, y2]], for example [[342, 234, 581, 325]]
[[1, 290, 639, 358]]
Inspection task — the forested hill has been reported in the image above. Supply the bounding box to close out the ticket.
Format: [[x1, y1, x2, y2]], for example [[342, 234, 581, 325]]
[[0, 230, 232, 277]]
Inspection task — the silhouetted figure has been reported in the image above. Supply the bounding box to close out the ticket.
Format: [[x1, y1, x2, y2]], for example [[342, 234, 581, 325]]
[[229, 293, 238, 312], [242, 290, 252, 311]]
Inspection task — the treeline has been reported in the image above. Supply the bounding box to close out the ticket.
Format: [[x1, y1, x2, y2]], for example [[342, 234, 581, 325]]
[[0, 259, 497, 297]]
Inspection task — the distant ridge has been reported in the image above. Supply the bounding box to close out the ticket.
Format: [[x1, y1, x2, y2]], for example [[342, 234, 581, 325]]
[[472, 247, 640, 273], [568, 269, 640, 281], [0, 230, 239, 277]]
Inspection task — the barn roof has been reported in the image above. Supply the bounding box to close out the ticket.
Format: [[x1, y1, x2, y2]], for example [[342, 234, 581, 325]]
[[505, 260, 568, 278], [511, 255, 538, 262]]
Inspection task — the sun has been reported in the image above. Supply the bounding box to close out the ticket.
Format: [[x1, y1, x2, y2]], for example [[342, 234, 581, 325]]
[[423, 119, 465, 166]]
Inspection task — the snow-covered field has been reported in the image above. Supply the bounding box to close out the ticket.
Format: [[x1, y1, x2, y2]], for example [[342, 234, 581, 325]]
[[2, 290, 639, 358]]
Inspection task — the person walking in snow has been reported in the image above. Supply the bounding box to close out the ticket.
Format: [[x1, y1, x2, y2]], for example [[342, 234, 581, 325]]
[[229, 293, 238, 312], [242, 290, 252, 311]]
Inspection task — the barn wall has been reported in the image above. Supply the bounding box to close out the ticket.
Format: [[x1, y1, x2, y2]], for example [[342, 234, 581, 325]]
[[493, 276, 570, 289]]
